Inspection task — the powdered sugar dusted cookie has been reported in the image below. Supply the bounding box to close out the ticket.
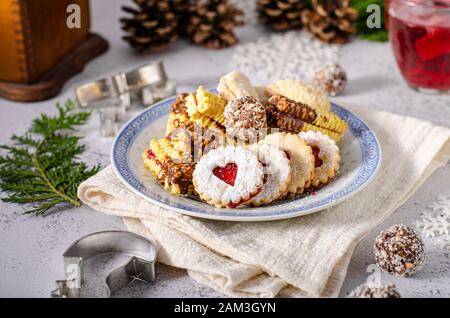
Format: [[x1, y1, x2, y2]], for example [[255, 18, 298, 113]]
[[264, 132, 315, 194], [299, 131, 340, 187], [249, 142, 291, 206], [193, 146, 264, 208]]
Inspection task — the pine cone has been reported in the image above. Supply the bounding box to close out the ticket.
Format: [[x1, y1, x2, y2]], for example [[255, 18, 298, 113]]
[[257, 0, 307, 32], [121, 0, 179, 54], [301, 0, 358, 44], [172, 0, 191, 35], [187, 0, 244, 49]]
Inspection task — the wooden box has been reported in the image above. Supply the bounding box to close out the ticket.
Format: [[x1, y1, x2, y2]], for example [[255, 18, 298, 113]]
[[0, 0, 108, 102]]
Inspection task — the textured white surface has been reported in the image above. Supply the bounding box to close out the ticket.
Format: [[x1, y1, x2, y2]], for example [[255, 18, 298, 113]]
[[232, 31, 340, 81], [0, 0, 449, 298], [414, 196, 450, 238]]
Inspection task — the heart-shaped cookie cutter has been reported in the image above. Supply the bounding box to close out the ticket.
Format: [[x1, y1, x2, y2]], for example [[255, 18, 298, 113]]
[[51, 231, 156, 298]]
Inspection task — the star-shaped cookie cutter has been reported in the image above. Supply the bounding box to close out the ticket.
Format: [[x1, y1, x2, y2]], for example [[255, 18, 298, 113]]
[[51, 231, 156, 298]]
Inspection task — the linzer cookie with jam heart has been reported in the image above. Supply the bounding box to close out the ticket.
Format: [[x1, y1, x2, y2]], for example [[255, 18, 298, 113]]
[[192, 146, 264, 208], [299, 131, 341, 188], [249, 142, 291, 206], [264, 132, 315, 195]]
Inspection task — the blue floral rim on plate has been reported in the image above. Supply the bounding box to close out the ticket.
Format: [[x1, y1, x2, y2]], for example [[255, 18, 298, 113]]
[[112, 95, 382, 221]]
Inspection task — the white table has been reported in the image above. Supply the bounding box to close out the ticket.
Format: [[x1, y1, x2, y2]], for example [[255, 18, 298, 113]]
[[0, 0, 449, 298]]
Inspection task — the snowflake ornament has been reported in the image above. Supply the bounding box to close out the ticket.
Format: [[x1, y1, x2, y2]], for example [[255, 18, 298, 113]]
[[414, 196, 450, 258], [414, 196, 450, 238], [430, 195, 450, 214], [231, 31, 340, 83]]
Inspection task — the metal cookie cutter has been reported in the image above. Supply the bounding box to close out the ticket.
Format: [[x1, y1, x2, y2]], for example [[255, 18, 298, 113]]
[[51, 231, 157, 298], [113, 62, 177, 106], [74, 61, 176, 137], [75, 61, 176, 108]]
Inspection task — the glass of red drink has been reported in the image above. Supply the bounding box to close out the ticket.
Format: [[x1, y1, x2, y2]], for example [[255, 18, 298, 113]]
[[389, 0, 450, 93]]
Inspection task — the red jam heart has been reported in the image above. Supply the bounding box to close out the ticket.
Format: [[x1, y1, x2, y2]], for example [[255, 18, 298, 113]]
[[213, 163, 238, 186], [311, 146, 323, 168]]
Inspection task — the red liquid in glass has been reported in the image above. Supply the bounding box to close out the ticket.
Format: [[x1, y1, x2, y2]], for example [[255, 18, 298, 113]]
[[389, 8, 450, 91]]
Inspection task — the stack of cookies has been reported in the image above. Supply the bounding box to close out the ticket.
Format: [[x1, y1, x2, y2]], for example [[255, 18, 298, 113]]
[[193, 130, 341, 208], [143, 87, 228, 196], [143, 71, 347, 208], [143, 138, 196, 196]]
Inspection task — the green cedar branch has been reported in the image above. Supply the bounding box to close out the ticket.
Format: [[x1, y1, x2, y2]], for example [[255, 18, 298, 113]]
[[0, 100, 101, 215]]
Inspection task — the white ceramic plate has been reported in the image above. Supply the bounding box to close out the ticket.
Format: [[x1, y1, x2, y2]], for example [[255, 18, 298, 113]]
[[111, 95, 381, 222]]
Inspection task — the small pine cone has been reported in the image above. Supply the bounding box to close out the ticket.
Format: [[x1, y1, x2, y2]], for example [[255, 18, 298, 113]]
[[171, 0, 191, 35], [121, 0, 179, 54], [257, 0, 307, 32], [301, 0, 358, 44], [187, 0, 244, 49]]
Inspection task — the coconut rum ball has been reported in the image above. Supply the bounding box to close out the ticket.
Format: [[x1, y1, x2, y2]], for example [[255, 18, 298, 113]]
[[313, 63, 347, 96], [374, 224, 425, 276], [349, 284, 401, 298], [224, 96, 267, 141]]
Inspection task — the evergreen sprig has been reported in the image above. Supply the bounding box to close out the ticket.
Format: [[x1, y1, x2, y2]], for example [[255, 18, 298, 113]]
[[0, 100, 101, 215]]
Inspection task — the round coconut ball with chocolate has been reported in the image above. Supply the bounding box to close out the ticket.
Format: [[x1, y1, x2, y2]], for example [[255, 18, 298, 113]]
[[348, 283, 401, 298], [224, 96, 267, 141], [313, 63, 347, 97], [374, 224, 425, 277]]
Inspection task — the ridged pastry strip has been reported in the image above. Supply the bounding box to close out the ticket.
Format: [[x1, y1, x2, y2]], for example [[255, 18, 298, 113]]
[[166, 112, 193, 136], [268, 95, 348, 134], [266, 79, 331, 112], [150, 138, 186, 162], [195, 86, 227, 125], [186, 93, 224, 130], [166, 94, 194, 136], [267, 108, 343, 142], [142, 149, 195, 196]]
